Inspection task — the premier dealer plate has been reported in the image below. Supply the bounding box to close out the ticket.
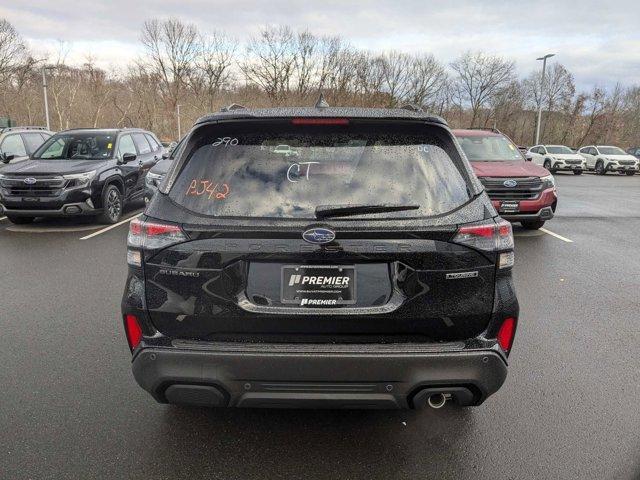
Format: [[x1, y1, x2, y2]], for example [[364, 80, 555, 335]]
[[500, 201, 519, 213], [281, 265, 356, 306]]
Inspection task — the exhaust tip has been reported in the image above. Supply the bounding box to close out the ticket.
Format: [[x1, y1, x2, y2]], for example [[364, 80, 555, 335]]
[[427, 393, 447, 409]]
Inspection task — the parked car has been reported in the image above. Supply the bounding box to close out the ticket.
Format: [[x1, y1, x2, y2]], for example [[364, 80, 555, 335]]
[[122, 106, 519, 410], [272, 144, 299, 156], [454, 129, 557, 230], [0, 126, 53, 165], [0, 128, 163, 224], [144, 138, 184, 203], [577, 145, 639, 175], [526, 144, 586, 174], [626, 146, 640, 160]]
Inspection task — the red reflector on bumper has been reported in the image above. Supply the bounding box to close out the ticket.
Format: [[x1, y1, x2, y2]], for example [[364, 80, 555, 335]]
[[497, 317, 516, 352], [125, 314, 143, 350]]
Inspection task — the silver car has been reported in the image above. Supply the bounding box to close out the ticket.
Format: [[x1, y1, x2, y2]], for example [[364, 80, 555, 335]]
[[0, 127, 54, 166]]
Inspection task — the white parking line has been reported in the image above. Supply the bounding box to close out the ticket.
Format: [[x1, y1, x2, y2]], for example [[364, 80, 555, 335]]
[[79, 213, 142, 240], [540, 227, 574, 243]]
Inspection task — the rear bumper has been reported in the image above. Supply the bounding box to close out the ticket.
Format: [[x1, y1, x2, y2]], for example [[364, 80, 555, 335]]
[[131, 342, 508, 409]]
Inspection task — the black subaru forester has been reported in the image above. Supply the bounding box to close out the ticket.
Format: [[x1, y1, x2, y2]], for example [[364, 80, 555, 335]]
[[121, 106, 519, 410]]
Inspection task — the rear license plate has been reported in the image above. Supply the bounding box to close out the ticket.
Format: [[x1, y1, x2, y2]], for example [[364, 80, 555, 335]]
[[500, 201, 519, 213], [281, 265, 356, 306]]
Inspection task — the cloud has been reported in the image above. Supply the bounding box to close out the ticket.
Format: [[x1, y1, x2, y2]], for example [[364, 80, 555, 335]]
[[2, 0, 639, 88]]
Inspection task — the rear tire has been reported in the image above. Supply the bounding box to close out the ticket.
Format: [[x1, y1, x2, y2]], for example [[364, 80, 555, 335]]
[[7, 216, 35, 224], [521, 219, 545, 230], [573, 169, 583, 175], [543, 159, 555, 173], [97, 184, 123, 224], [595, 161, 606, 175], [625, 171, 635, 176]]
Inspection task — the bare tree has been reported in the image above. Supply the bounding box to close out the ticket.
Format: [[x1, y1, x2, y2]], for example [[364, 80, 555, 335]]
[[0, 19, 27, 86], [577, 86, 607, 146], [140, 18, 199, 110], [620, 86, 640, 146], [405, 54, 449, 109], [292, 30, 318, 96], [378, 51, 412, 107], [450, 51, 516, 127], [523, 63, 575, 141], [240, 26, 296, 102], [191, 32, 236, 110], [81, 58, 113, 127]]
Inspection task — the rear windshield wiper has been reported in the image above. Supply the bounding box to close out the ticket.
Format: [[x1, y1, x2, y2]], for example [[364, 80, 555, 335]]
[[315, 204, 420, 219]]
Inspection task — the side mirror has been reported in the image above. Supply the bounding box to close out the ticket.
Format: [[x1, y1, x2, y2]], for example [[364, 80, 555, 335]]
[[121, 152, 137, 164], [161, 152, 170, 160], [1, 153, 15, 164]]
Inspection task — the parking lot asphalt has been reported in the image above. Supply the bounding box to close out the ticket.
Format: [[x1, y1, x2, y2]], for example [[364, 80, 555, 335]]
[[0, 173, 639, 480]]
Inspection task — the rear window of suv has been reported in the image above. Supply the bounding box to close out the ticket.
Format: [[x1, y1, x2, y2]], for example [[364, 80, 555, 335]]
[[168, 120, 471, 219]]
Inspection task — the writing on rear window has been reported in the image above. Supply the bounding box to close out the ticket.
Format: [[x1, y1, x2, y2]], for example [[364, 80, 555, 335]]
[[185, 179, 230, 200], [212, 137, 239, 147], [287, 162, 320, 182], [169, 123, 471, 218]]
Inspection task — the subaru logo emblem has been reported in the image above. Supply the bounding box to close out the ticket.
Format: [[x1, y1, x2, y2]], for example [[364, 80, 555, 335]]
[[503, 179, 517, 188], [23, 177, 37, 185], [302, 227, 335, 245]]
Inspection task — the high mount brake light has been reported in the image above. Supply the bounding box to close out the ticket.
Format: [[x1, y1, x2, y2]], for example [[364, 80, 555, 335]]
[[453, 218, 514, 253], [127, 218, 187, 266], [497, 317, 517, 353], [291, 118, 349, 125]]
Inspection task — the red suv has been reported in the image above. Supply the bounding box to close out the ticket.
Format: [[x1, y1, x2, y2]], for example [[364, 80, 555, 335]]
[[454, 129, 557, 230]]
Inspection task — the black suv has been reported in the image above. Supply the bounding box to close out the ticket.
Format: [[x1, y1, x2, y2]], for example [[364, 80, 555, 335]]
[[121, 106, 519, 410], [0, 128, 164, 224]]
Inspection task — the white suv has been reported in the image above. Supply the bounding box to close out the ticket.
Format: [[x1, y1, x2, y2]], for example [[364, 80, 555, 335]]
[[578, 145, 639, 176], [527, 145, 586, 175]]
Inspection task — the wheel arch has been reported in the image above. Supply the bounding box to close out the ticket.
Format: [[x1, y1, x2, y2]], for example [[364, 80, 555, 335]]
[[97, 176, 125, 208]]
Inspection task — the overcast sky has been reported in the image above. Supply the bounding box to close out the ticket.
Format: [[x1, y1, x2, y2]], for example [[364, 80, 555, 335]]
[[1, 0, 639, 90]]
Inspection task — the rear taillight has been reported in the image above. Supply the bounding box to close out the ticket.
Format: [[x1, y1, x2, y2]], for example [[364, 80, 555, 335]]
[[124, 314, 143, 350], [127, 218, 187, 266], [453, 219, 514, 267], [497, 317, 517, 353]]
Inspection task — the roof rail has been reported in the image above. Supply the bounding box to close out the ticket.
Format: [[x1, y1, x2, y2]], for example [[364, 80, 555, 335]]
[[220, 103, 247, 112], [1, 126, 48, 133], [464, 126, 502, 134], [399, 104, 423, 112]]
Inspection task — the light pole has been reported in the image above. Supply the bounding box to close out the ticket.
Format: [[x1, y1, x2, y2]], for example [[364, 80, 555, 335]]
[[534, 53, 555, 145], [42, 66, 55, 130], [176, 104, 182, 140]]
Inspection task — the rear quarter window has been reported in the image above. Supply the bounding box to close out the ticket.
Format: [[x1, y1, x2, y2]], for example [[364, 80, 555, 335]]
[[168, 120, 472, 220]]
